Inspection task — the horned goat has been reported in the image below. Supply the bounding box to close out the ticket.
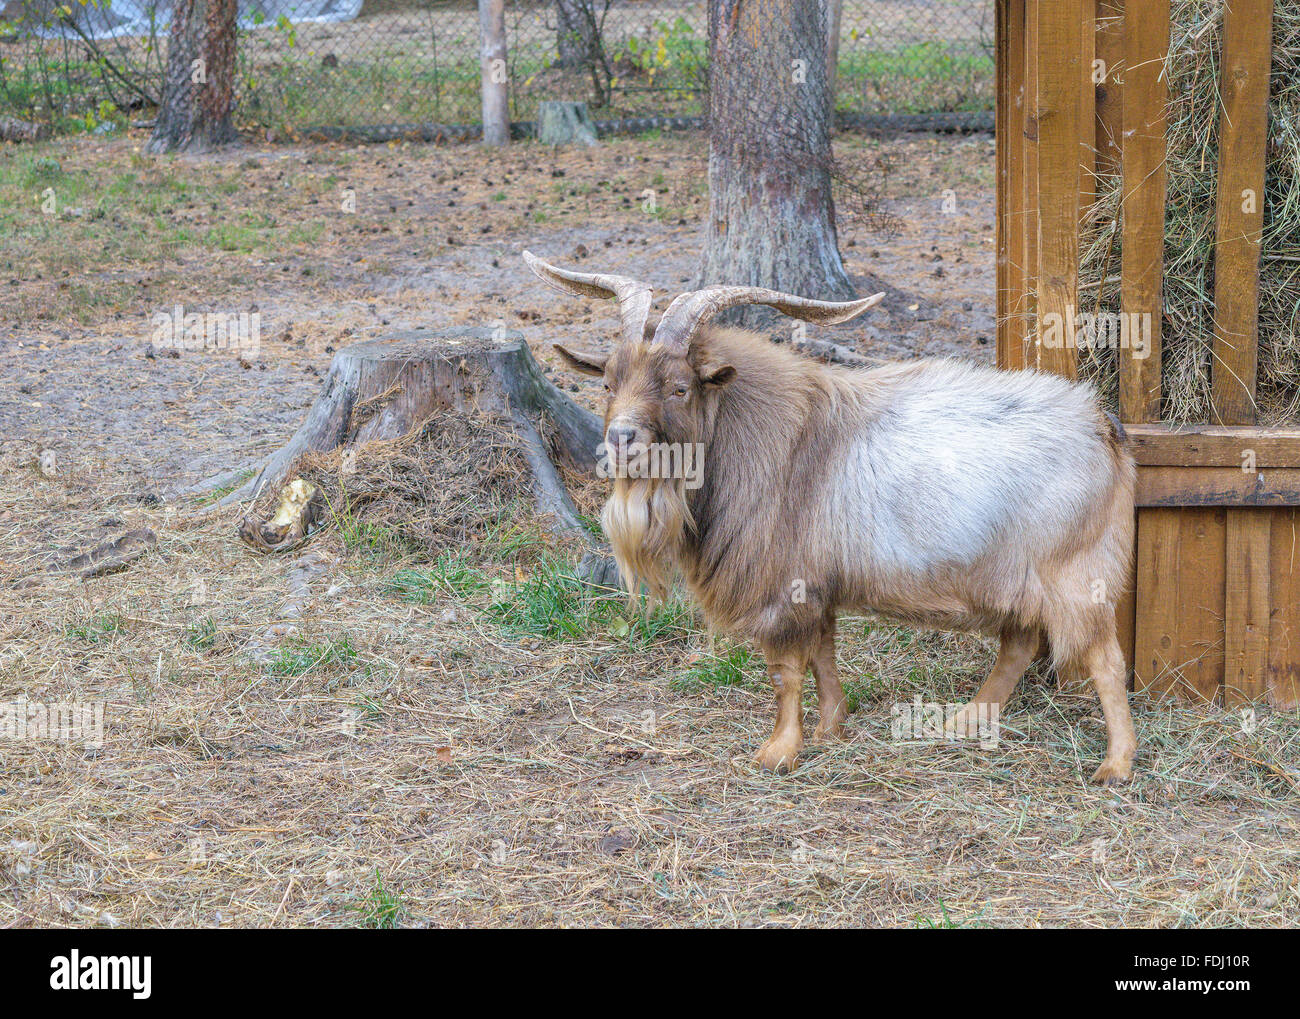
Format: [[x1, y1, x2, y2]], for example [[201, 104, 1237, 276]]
[[525, 251, 1137, 784]]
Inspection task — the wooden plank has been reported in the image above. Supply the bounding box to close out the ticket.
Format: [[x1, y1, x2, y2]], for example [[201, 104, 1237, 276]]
[[1224, 509, 1271, 704], [1033, 0, 1083, 379], [1002, 0, 1030, 370], [1022, 0, 1040, 373], [1134, 509, 1180, 697], [1094, 0, 1125, 179], [1125, 424, 1300, 467], [996, 0, 1014, 368], [1078, 0, 1098, 218], [1211, 0, 1273, 425], [1119, 0, 1168, 423], [1134, 508, 1226, 701], [1136, 466, 1300, 507], [1267, 508, 1300, 708]]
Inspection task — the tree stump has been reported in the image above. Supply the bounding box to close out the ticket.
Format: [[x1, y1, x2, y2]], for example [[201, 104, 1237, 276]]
[[220, 327, 604, 537], [538, 101, 599, 147]]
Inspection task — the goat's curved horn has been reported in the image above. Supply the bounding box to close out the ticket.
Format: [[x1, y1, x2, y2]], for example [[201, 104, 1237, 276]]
[[651, 287, 885, 353], [522, 250, 653, 346]]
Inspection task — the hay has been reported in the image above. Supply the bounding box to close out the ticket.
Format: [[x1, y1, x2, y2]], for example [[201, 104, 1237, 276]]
[[251, 412, 536, 557], [1079, 0, 1300, 424]]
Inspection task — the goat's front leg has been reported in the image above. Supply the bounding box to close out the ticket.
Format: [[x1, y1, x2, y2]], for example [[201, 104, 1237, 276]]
[[755, 644, 811, 773]]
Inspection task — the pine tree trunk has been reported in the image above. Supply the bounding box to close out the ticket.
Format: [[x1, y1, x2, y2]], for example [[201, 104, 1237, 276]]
[[698, 0, 855, 331], [555, 0, 598, 68], [147, 0, 239, 153]]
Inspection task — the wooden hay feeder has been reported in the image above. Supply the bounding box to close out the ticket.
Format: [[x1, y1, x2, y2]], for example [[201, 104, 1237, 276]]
[[995, 0, 1300, 706]]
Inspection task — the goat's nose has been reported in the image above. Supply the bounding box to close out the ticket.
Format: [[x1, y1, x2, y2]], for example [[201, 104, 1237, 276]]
[[606, 425, 637, 449]]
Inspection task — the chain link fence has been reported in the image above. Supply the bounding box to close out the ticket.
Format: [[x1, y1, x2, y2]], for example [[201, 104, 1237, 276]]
[[0, 1, 994, 137]]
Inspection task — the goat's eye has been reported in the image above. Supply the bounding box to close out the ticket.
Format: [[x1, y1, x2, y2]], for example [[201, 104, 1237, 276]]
[[603, 382, 611, 392], [673, 385, 689, 397]]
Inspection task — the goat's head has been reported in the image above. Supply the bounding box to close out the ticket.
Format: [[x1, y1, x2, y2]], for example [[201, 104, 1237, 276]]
[[524, 250, 884, 473]]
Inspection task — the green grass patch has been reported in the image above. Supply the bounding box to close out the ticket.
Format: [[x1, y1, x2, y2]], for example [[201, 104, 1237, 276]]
[[351, 868, 404, 929], [183, 616, 219, 651], [265, 635, 359, 677], [387, 551, 491, 602], [486, 558, 693, 644], [670, 643, 759, 693], [66, 612, 127, 645]]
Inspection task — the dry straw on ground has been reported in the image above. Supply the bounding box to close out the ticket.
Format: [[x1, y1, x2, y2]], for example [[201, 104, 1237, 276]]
[[247, 411, 538, 557], [4, 131, 1298, 928], [1079, 0, 1300, 423]]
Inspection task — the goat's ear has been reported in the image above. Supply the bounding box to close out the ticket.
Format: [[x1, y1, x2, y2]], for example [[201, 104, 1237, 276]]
[[699, 362, 736, 388], [553, 343, 609, 377]]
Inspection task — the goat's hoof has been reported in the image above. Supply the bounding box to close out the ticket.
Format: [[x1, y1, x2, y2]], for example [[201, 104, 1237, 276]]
[[755, 738, 801, 774], [1090, 759, 1132, 785], [813, 720, 845, 742], [944, 703, 992, 739]]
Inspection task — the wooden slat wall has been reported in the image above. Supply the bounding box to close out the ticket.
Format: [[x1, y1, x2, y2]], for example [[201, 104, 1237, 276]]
[[993, 0, 1294, 707], [1119, 0, 1168, 424]]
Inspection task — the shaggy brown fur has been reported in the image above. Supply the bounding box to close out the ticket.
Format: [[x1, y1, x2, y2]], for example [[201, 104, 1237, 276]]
[[557, 322, 1137, 785]]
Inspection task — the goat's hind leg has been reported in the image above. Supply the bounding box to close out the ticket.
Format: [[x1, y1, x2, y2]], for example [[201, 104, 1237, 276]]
[[812, 618, 849, 741], [1079, 624, 1135, 785], [945, 627, 1039, 738]]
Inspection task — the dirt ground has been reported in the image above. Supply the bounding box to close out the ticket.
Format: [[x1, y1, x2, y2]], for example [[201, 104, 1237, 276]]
[[2, 129, 1299, 929]]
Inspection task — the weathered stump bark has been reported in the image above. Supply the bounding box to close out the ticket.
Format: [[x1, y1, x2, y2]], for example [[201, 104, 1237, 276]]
[[538, 100, 598, 146], [219, 327, 603, 536]]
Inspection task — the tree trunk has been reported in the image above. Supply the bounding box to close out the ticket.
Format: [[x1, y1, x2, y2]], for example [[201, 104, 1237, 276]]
[[220, 328, 603, 537], [147, 0, 239, 153], [479, 0, 510, 147], [554, 0, 598, 68], [698, 0, 855, 331]]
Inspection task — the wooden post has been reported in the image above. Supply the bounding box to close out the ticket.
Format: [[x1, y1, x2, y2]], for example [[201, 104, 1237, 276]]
[[1094, 0, 1124, 178], [1021, 0, 1040, 370], [1118, 0, 1168, 423], [479, 0, 509, 147], [1214, 0, 1275, 706], [1211, 0, 1273, 426], [996, 0, 1011, 366], [996, 0, 1030, 371], [1078, 0, 1097, 219], [1033, 0, 1084, 379]]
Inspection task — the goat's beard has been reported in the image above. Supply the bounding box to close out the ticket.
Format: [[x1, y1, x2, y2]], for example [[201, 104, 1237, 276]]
[[601, 475, 690, 603]]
